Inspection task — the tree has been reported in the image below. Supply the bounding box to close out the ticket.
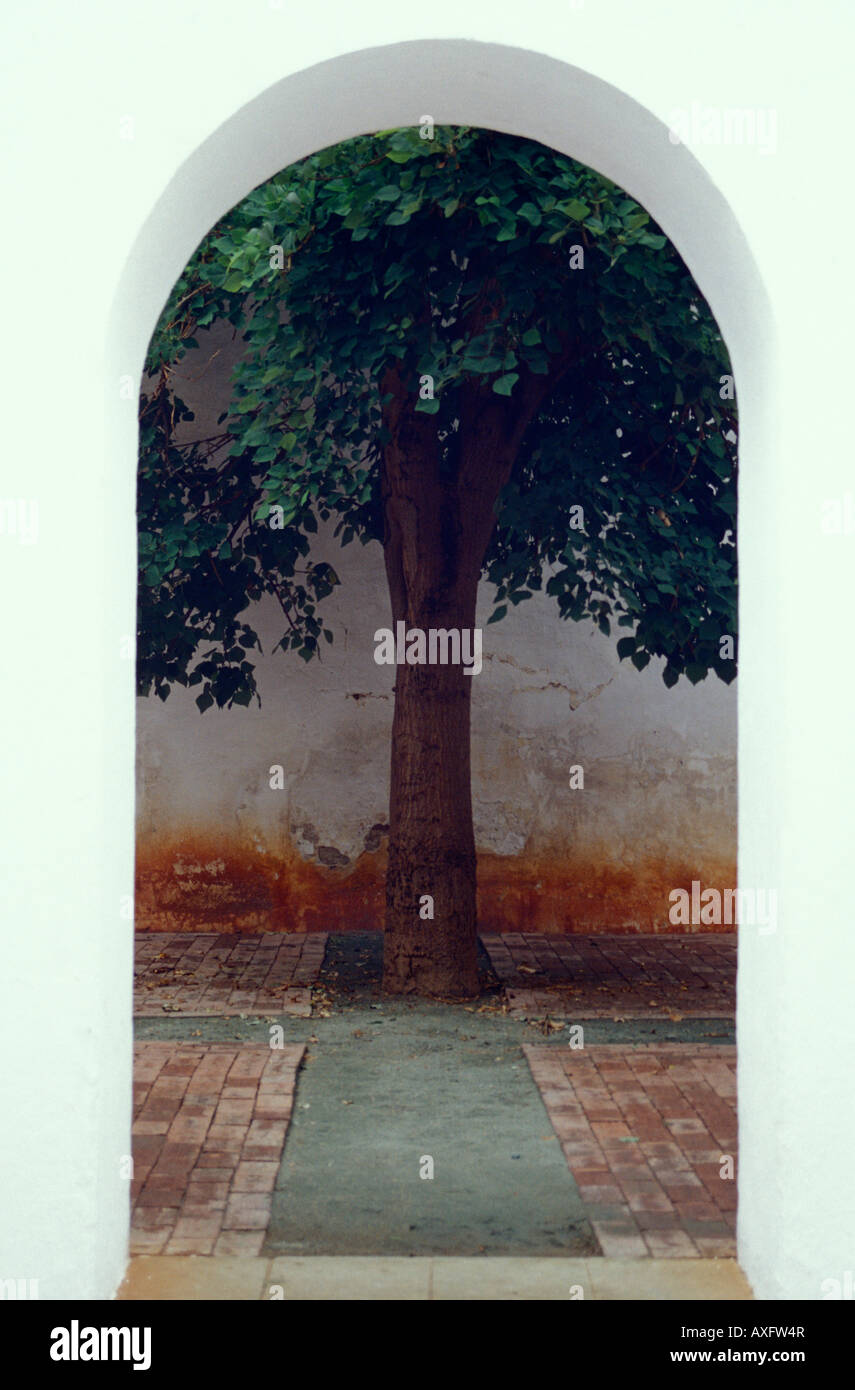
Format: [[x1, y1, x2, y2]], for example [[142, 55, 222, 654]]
[[138, 125, 738, 999]]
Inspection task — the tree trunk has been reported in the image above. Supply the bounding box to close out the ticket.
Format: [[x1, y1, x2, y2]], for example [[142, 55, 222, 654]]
[[378, 368, 481, 996], [383, 583, 480, 996], [378, 354, 576, 997]]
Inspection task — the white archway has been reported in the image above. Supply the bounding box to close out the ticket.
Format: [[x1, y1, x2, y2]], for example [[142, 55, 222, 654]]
[[53, 40, 784, 1301], [4, 0, 853, 1304], [110, 38, 774, 1294]]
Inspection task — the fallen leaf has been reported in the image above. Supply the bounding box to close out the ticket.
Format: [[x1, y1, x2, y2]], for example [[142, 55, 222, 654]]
[[669, 1013, 684, 1022]]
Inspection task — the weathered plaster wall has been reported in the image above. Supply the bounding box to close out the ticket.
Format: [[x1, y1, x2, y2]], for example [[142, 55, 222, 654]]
[[136, 325, 737, 934]]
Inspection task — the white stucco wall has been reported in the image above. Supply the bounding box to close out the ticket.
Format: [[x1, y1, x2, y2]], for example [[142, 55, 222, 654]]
[[136, 322, 737, 935], [2, 1, 853, 1301]]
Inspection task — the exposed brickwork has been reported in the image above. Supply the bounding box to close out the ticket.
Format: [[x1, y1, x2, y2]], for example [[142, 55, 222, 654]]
[[134, 932, 327, 1017], [482, 933, 735, 1019], [131, 1042, 303, 1255], [525, 1044, 737, 1257]]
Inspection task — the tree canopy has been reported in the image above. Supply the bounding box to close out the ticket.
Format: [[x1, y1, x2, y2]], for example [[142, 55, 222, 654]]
[[138, 124, 737, 711]]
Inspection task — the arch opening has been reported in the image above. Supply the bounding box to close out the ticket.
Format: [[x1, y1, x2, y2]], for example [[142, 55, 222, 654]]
[[114, 37, 773, 1289]]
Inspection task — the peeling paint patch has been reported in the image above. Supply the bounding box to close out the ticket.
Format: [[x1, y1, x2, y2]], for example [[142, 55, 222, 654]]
[[363, 823, 389, 853], [317, 845, 350, 868]]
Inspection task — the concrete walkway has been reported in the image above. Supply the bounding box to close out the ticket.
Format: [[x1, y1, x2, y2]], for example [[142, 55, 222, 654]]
[[118, 1254, 752, 1300], [264, 991, 597, 1257]]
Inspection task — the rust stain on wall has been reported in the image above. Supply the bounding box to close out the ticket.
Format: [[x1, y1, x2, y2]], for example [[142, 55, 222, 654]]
[[476, 852, 736, 934], [135, 829, 385, 934], [135, 826, 736, 935]]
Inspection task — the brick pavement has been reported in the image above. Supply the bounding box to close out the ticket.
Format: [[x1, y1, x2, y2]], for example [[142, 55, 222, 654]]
[[525, 1043, 737, 1258], [134, 933, 327, 1017], [482, 933, 735, 1019], [131, 1042, 304, 1256]]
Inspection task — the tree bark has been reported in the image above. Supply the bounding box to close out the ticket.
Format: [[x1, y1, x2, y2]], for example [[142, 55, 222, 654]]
[[383, 599, 480, 997], [378, 352, 580, 997]]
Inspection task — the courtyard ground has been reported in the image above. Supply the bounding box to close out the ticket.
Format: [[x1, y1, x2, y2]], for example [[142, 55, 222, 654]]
[[122, 930, 744, 1299]]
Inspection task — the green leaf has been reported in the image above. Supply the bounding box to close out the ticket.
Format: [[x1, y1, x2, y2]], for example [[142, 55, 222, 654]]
[[466, 356, 503, 374], [517, 202, 542, 226], [487, 604, 508, 624], [492, 373, 519, 396]]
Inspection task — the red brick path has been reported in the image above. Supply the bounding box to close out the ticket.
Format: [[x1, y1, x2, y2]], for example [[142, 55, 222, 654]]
[[134, 933, 327, 1017], [482, 933, 735, 1019], [131, 1042, 303, 1255], [525, 1044, 737, 1257]]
